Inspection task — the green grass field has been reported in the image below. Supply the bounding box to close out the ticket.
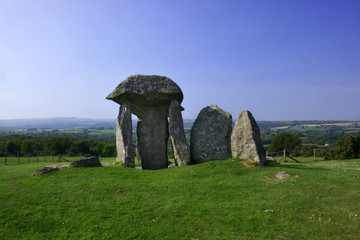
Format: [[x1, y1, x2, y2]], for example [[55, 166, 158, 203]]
[[1, 157, 360, 239]]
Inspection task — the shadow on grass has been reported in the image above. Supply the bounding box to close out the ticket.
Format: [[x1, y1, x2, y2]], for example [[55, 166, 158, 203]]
[[267, 163, 328, 171]]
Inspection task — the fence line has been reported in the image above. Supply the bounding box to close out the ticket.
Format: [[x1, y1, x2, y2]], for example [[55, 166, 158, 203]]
[[266, 149, 299, 163], [1, 152, 64, 165], [1, 152, 104, 165]]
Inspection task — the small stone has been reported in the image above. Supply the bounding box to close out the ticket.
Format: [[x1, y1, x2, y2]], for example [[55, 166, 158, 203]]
[[276, 171, 290, 179], [33, 167, 59, 177], [70, 156, 102, 167]]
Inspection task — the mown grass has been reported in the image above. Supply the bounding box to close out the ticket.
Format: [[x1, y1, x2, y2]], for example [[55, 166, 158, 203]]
[[1, 157, 360, 239]]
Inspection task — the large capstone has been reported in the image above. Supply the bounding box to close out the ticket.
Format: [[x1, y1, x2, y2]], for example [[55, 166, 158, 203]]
[[169, 100, 190, 166], [231, 110, 266, 165], [137, 107, 169, 170], [106, 75, 183, 118], [190, 105, 232, 163], [115, 102, 134, 167]]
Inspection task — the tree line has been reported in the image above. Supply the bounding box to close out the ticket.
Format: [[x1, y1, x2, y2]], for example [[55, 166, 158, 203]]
[[266, 131, 360, 160], [2, 131, 359, 160], [0, 135, 116, 157]]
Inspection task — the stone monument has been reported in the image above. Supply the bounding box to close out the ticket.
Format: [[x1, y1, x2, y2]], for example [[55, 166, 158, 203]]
[[106, 75, 190, 170]]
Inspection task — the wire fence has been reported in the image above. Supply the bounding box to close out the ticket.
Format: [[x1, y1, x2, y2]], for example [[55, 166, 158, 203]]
[[266, 149, 300, 162], [0, 152, 94, 165]]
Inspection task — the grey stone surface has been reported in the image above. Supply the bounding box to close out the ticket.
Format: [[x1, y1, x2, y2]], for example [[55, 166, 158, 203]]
[[231, 110, 266, 165], [137, 107, 169, 170], [190, 105, 232, 163], [70, 156, 102, 167], [106, 75, 183, 118], [47, 163, 71, 169], [136, 135, 142, 164], [33, 166, 59, 176], [276, 171, 290, 179], [115, 103, 134, 167], [169, 100, 190, 166]]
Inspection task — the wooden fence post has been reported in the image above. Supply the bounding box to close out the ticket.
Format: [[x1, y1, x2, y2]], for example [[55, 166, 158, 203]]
[[313, 149, 316, 161], [4, 152, 7, 165], [17, 152, 20, 164], [283, 149, 287, 162]]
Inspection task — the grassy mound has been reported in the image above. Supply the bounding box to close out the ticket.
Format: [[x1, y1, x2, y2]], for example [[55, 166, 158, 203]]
[[1, 157, 360, 239]]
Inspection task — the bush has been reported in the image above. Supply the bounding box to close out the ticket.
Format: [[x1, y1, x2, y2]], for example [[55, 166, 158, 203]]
[[102, 143, 116, 157], [269, 132, 301, 153], [325, 132, 360, 160]]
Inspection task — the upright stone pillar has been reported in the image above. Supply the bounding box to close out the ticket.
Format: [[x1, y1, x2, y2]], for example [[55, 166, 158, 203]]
[[137, 107, 169, 170], [169, 100, 190, 166], [115, 102, 134, 167], [231, 110, 266, 165], [190, 105, 232, 163]]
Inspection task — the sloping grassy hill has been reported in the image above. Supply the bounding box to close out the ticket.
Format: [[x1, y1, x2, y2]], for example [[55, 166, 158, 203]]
[[1, 158, 360, 239]]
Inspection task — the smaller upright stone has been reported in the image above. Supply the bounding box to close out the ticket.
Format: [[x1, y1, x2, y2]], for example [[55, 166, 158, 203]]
[[115, 103, 134, 167], [169, 100, 190, 166], [190, 105, 232, 163], [231, 110, 266, 165]]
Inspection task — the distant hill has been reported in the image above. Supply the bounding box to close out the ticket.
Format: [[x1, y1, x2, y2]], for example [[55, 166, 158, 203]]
[[0, 118, 116, 129], [0, 118, 358, 132]]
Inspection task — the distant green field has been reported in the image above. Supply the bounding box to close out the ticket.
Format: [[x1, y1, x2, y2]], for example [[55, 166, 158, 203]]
[[1, 158, 360, 239]]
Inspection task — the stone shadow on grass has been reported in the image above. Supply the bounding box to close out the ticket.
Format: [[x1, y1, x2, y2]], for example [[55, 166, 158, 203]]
[[267, 163, 328, 171]]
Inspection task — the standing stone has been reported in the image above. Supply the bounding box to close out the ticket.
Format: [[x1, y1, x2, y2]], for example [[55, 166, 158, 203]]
[[231, 110, 266, 165], [115, 103, 134, 167], [137, 107, 169, 170], [169, 100, 190, 166], [190, 105, 232, 163]]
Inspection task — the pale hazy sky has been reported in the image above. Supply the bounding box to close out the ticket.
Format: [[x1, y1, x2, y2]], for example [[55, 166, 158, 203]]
[[1, 0, 360, 120]]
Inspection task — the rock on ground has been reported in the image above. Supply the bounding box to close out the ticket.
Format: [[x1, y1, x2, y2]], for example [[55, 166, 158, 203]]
[[190, 105, 232, 163], [33, 166, 59, 177], [276, 171, 290, 179], [70, 156, 102, 167], [231, 110, 266, 166]]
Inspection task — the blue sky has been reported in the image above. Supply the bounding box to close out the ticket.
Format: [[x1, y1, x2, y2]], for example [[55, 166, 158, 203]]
[[1, 0, 359, 120]]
